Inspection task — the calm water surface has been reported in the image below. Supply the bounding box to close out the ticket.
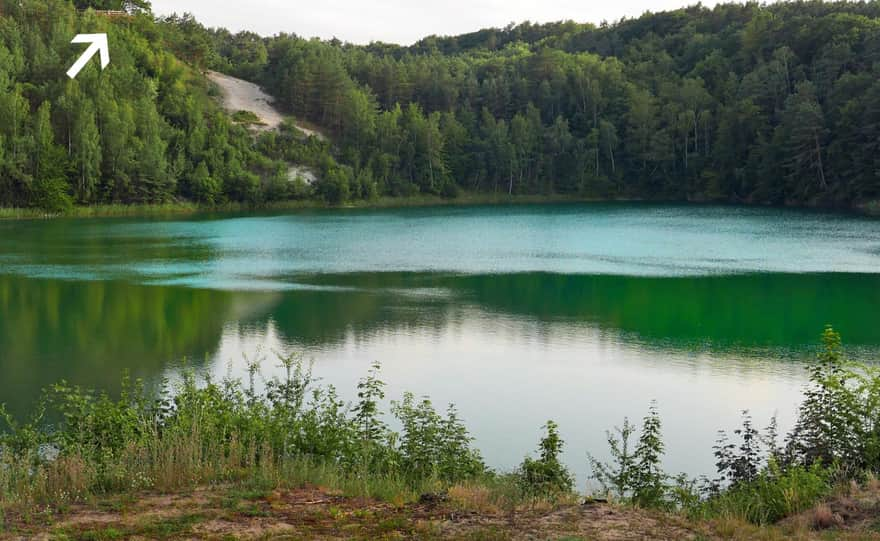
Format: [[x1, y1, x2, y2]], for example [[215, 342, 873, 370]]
[[2, 203, 880, 484]]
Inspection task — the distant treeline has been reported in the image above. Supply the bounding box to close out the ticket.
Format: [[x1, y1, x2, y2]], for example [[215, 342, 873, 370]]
[[196, 1, 880, 207], [3, 1, 880, 210]]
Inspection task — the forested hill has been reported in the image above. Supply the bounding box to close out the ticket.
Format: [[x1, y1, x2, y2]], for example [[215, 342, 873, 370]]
[[3, 1, 880, 212], [0, 0, 315, 212], [198, 0, 880, 209]]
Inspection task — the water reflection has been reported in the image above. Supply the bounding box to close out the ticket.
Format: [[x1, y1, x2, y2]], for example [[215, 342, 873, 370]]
[[254, 271, 880, 353], [3, 270, 878, 479], [205, 313, 806, 484]]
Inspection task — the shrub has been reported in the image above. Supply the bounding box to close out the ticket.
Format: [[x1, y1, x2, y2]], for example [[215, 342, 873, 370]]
[[700, 461, 831, 524], [517, 420, 574, 497], [0, 356, 487, 506], [231, 110, 263, 125], [712, 411, 768, 489], [391, 393, 484, 483], [785, 326, 880, 475], [590, 403, 668, 509], [32, 176, 73, 214]]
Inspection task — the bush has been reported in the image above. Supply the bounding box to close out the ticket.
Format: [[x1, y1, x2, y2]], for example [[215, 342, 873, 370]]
[[712, 411, 772, 490], [517, 420, 574, 497], [785, 326, 880, 475], [700, 461, 831, 524], [391, 393, 485, 483], [32, 177, 73, 214], [588, 328, 856, 524], [590, 403, 668, 509], [231, 110, 264, 126], [0, 357, 487, 506]]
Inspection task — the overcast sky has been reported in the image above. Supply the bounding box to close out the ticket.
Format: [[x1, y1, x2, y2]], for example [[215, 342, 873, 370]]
[[150, 0, 737, 45]]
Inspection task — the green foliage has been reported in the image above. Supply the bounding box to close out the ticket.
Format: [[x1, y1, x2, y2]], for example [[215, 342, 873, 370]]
[[784, 325, 880, 474], [0, 355, 487, 505], [516, 420, 574, 497], [697, 461, 831, 524], [0, 1, 289, 210], [353, 361, 386, 444], [44, 374, 149, 460], [73, 1, 151, 11], [188, 161, 220, 204], [317, 165, 352, 204], [590, 328, 863, 524], [590, 403, 668, 509], [712, 412, 766, 488], [391, 393, 485, 483], [1, 324, 875, 530], [231, 110, 263, 125], [202, 1, 880, 208], [32, 176, 73, 213], [6, 2, 880, 210]]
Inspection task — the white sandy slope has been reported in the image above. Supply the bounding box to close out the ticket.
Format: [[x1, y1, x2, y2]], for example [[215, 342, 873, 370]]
[[208, 71, 321, 184], [207, 71, 324, 139]]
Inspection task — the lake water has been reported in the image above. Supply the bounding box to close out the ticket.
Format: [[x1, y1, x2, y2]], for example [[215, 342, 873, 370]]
[[2, 203, 880, 486]]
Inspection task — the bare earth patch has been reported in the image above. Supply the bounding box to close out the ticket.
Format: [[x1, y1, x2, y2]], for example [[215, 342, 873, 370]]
[[7, 485, 880, 540], [208, 70, 325, 140], [0, 486, 702, 540]]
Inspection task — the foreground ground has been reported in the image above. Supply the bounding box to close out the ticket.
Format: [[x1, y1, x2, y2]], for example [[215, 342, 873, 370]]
[[5, 485, 880, 541]]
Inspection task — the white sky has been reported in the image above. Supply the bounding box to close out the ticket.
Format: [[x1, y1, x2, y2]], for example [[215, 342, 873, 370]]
[[150, 0, 742, 45]]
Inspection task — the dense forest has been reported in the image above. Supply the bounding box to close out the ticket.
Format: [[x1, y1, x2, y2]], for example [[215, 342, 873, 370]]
[[2, 0, 880, 210], [0, 0, 308, 211]]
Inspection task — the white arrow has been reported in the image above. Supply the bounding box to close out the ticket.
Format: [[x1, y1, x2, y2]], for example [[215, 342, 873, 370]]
[[66, 34, 110, 79]]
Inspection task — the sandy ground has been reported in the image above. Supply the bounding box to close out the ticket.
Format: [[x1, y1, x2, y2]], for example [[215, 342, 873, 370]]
[[207, 71, 324, 140], [6, 484, 880, 540], [0, 486, 704, 540]]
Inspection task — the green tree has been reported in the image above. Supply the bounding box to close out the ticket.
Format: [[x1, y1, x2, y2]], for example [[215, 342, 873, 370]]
[[778, 82, 828, 201], [32, 102, 72, 212]]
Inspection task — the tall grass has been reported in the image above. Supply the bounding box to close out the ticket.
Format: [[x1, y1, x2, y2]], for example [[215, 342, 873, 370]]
[[0, 202, 206, 220], [0, 357, 488, 510], [0, 192, 632, 221]]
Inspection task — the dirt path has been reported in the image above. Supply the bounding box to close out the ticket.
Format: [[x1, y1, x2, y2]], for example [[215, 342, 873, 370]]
[[208, 71, 324, 139]]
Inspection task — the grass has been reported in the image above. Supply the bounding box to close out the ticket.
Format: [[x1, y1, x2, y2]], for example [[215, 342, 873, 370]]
[[0, 202, 201, 220], [231, 110, 266, 126], [49, 513, 205, 540], [0, 361, 509, 520], [0, 193, 642, 221], [3, 465, 880, 539], [0, 481, 677, 540], [4, 193, 878, 223]]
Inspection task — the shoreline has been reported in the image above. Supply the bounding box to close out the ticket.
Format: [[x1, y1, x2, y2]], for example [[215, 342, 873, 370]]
[[1, 194, 877, 221]]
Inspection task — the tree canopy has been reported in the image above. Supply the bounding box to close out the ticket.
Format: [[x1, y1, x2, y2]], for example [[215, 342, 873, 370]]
[[3, 1, 880, 210]]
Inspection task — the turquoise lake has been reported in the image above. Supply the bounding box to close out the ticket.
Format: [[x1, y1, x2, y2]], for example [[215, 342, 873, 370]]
[[2, 203, 880, 485]]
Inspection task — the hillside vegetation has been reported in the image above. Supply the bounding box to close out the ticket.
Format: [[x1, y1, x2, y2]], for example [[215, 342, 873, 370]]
[[3, 1, 880, 212], [0, 0, 324, 212], [199, 0, 880, 207]]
